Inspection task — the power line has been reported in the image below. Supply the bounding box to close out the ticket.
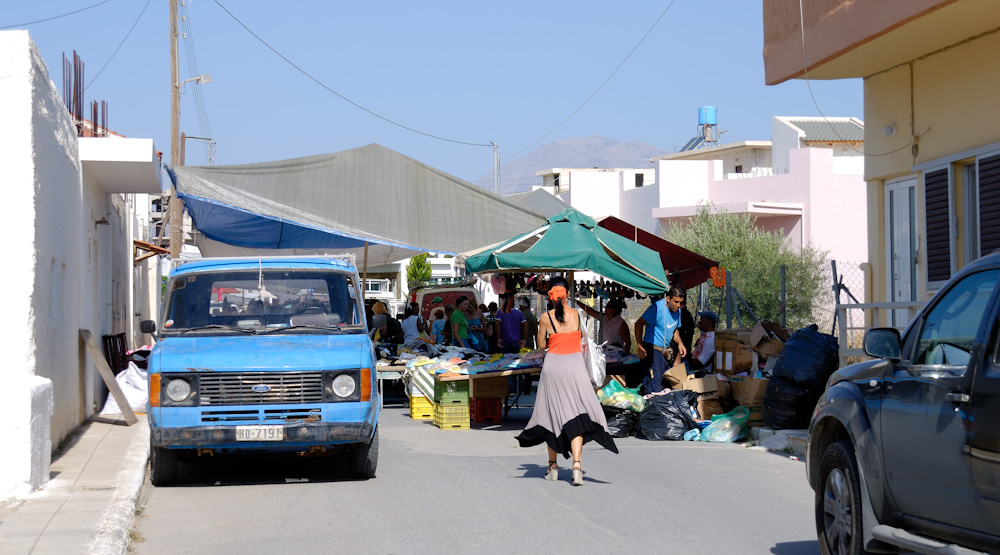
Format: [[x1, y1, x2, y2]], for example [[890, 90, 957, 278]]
[[85, 0, 152, 90], [502, 0, 678, 161], [180, 2, 215, 163], [0, 0, 114, 30], [213, 0, 492, 148]]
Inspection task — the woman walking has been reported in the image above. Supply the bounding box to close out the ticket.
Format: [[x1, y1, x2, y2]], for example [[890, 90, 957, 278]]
[[515, 277, 618, 486]]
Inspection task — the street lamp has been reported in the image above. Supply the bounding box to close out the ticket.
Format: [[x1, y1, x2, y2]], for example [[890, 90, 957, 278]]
[[179, 73, 212, 91]]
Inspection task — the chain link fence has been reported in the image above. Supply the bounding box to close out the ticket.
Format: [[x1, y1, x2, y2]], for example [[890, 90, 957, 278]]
[[827, 260, 868, 353]]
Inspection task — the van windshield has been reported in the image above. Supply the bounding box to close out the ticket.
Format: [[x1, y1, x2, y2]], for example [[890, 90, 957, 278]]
[[160, 268, 365, 336]]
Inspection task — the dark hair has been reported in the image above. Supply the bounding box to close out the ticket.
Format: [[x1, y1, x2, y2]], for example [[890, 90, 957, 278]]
[[455, 295, 469, 308], [549, 276, 569, 323], [606, 299, 626, 315], [404, 302, 418, 318], [668, 286, 686, 299]]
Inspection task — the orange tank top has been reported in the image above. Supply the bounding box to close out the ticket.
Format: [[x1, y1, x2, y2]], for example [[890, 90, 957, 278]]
[[545, 311, 582, 354]]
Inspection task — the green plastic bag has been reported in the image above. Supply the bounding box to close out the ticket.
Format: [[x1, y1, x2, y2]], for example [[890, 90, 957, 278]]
[[704, 405, 750, 441], [597, 380, 645, 412]]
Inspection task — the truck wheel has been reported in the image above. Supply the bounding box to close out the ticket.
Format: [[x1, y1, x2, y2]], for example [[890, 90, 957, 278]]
[[150, 444, 179, 487], [816, 440, 868, 555], [349, 428, 378, 479]]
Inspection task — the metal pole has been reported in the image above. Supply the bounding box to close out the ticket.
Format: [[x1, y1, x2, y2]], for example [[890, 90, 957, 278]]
[[492, 142, 500, 195], [780, 264, 787, 327], [168, 0, 182, 259], [725, 270, 733, 329], [831, 260, 840, 335]]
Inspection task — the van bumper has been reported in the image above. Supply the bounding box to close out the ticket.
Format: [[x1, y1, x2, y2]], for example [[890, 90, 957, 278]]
[[151, 421, 375, 449]]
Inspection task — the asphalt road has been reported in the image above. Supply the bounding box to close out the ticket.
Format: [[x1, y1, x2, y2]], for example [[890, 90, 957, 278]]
[[132, 404, 821, 555]]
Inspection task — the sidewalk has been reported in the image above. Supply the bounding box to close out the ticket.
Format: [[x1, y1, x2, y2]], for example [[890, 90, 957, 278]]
[[0, 416, 149, 555]]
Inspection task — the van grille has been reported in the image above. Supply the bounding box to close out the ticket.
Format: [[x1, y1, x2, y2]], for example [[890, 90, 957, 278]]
[[199, 372, 325, 405]]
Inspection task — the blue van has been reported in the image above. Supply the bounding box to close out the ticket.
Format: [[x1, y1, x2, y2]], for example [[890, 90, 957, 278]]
[[141, 256, 379, 485]]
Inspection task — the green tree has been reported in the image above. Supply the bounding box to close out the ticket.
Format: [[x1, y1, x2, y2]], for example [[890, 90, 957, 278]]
[[666, 203, 829, 329], [405, 253, 432, 285]]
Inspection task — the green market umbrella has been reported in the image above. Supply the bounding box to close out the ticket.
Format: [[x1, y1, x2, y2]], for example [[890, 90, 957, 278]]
[[463, 208, 669, 296]]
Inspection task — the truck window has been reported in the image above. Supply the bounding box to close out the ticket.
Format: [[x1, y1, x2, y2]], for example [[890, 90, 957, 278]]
[[912, 269, 1000, 369], [162, 269, 362, 334]]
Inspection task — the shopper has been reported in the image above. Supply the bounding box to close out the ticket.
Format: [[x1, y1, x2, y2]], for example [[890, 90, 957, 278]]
[[689, 310, 718, 376], [518, 297, 538, 350], [450, 296, 472, 349], [634, 286, 687, 394], [516, 277, 618, 486], [400, 302, 424, 343], [465, 302, 489, 352], [494, 294, 526, 353], [577, 298, 631, 353], [429, 308, 447, 344]]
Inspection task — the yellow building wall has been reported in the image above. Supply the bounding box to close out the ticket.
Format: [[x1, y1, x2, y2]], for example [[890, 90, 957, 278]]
[[862, 30, 1000, 303]]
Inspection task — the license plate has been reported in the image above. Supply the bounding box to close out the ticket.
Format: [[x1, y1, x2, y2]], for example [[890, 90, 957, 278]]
[[235, 425, 284, 441]]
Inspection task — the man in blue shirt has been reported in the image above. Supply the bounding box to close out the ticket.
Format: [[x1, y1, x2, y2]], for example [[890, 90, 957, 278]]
[[634, 287, 688, 394]]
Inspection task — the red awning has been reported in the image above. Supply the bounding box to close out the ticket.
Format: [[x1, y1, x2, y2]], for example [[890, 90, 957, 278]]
[[597, 216, 717, 290]]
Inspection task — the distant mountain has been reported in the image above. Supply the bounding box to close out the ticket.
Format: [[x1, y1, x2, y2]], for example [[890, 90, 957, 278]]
[[475, 135, 671, 194]]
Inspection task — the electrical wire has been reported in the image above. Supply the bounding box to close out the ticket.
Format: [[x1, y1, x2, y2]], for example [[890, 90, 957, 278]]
[[213, 0, 492, 148], [0, 0, 114, 30], [180, 2, 215, 164], [796, 0, 923, 157], [501, 0, 678, 161], [85, 0, 152, 90]]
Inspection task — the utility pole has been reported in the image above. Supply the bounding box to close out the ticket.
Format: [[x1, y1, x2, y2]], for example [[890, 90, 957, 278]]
[[169, 0, 182, 259], [492, 141, 500, 195]]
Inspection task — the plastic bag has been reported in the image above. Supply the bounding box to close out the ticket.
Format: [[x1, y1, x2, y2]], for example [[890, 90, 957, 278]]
[[603, 406, 639, 438], [637, 390, 699, 441], [771, 324, 840, 390], [597, 380, 645, 412], [700, 416, 742, 443], [762, 377, 820, 429], [683, 428, 701, 441]]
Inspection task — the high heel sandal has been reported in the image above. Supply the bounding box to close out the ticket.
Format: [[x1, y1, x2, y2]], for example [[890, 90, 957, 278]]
[[545, 460, 559, 481], [572, 460, 583, 486]]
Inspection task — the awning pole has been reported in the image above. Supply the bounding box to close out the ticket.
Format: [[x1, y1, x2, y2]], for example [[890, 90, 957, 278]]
[[362, 241, 369, 303]]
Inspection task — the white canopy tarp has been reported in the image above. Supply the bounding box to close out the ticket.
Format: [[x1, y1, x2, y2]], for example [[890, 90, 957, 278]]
[[173, 144, 549, 266]]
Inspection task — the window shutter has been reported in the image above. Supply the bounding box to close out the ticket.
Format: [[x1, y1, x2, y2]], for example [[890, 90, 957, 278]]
[[925, 168, 951, 283], [979, 153, 1000, 257]]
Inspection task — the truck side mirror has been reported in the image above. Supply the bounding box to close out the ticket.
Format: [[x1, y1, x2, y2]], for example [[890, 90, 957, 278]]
[[864, 328, 901, 360], [140, 320, 157, 334]]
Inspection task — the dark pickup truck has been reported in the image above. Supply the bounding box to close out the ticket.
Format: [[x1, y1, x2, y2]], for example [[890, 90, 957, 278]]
[[808, 253, 1000, 555]]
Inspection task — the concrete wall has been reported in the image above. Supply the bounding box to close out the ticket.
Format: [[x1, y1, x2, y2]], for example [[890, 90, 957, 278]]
[[863, 28, 1000, 302]]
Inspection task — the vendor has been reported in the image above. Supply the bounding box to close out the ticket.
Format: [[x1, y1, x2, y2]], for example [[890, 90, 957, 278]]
[[450, 296, 472, 349], [689, 310, 717, 376], [577, 298, 631, 353], [494, 294, 526, 353], [634, 287, 687, 394]]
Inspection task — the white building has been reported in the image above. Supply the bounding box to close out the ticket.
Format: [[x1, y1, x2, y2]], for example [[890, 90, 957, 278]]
[[0, 30, 162, 499]]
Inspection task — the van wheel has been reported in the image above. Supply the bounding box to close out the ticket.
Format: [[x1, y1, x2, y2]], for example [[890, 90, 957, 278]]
[[816, 440, 868, 555], [150, 444, 179, 487], [349, 428, 378, 479]]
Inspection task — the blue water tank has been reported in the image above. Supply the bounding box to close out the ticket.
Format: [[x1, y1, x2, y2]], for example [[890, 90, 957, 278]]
[[698, 106, 718, 125]]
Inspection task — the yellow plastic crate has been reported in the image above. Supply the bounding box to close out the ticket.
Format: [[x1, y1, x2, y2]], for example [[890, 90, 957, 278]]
[[433, 403, 470, 415], [433, 420, 470, 430], [410, 396, 434, 409], [410, 406, 433, 420]]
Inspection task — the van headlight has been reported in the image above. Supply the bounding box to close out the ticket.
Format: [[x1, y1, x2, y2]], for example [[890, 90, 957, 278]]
[[160, 374, 198, 406], [332, 374, 356, 398]]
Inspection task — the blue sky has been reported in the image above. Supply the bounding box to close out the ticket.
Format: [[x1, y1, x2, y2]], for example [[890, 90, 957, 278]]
[[3, 0, 862, 184]]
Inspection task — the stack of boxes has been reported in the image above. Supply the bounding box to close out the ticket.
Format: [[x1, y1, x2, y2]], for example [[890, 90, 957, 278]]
[[433, 377, 470, 430], [681, 375, 723, 419]]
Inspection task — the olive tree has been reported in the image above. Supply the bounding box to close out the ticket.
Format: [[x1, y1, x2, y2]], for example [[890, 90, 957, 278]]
[[405, 253, 432, 284], [665, 203, 829, 329]]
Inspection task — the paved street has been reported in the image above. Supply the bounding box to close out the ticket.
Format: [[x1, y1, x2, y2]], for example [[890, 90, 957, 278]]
[[132, 404, 820, 555]]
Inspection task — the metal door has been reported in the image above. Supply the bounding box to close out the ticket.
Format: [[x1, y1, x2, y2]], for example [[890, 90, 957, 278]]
[[885, 178, 917, 327]]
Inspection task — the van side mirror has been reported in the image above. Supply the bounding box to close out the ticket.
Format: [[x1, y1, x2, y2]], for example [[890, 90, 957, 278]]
[[864, 328, 901, 360], [140, 320, 157, 334]]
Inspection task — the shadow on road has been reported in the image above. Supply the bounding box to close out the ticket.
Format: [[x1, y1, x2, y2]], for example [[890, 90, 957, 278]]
[[166, 450, 363, 487], [771, 540, 821, 555]]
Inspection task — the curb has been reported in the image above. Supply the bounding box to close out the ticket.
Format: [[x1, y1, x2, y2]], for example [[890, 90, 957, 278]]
[[90, 420, 149, 555]]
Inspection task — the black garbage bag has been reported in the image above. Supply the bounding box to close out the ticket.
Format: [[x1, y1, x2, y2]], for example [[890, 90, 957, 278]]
[[772, 324, 840, 390], [603, 406, 639, 438], [638, 390, 699, 441], [762, 376, 821, 429]]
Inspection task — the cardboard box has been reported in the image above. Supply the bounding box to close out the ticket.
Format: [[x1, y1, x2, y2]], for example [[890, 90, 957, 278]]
[[716, 344, 754, 374], [732, 377, 769, 405], [682, 376, 719, 394], [697, 397, 724, 420], [469, 375, 509, 398], [664, 362, 689, 390], [715, 378, 731, 400], [715, 328, 752, 352], [749, 322, 790, 359]]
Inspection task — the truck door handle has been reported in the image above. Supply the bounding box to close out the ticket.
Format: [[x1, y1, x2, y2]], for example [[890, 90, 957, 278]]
[[946, 392, 970, 404]]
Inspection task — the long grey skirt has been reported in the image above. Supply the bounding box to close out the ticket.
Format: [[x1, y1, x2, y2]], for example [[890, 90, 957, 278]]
[[515, 350, 618, 458]]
